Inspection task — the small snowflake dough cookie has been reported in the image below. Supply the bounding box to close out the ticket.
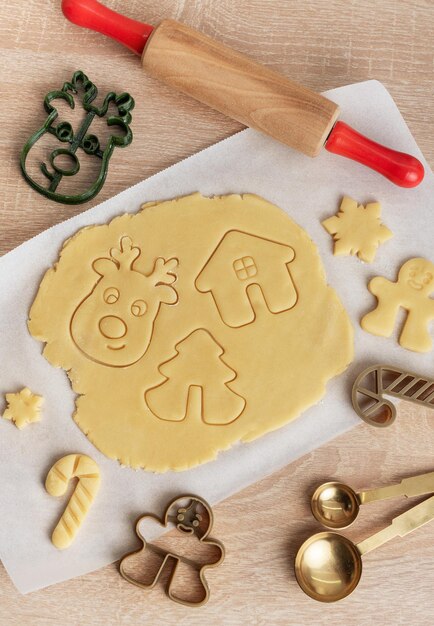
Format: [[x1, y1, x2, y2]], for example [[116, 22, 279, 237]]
[[28, 193, 353, 471], [361, 257, 434, 353], [2, 387, 43, 429], [322, 196, 393, 263]]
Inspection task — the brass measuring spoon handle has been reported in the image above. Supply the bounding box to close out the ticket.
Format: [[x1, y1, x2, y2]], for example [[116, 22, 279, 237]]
[[356, 494, 434, 556], [358, 471, 434, 505]]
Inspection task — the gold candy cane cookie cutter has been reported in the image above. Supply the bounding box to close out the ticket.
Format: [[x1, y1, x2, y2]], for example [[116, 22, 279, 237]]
[[352, 364, 434, 427], [119, 494, 224, 607]]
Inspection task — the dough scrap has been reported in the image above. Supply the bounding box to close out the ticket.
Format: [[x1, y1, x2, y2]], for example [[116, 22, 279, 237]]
[[322, 196, 392, 263], [2, 387, 43, 429], [361, 257, 434, 352], [28, 193, 354, 471]]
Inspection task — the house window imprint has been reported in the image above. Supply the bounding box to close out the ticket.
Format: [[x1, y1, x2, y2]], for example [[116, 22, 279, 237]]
[[195, 230, 298, 328], [233, 256, 257, 280]]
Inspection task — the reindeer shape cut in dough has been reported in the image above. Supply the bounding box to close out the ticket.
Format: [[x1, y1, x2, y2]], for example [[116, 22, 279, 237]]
[[119, 495, 224, 607], [70, 236, 178, 366]]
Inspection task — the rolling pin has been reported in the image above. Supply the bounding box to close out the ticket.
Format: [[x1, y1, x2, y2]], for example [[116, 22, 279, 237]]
[[62, 0, 424, 187]]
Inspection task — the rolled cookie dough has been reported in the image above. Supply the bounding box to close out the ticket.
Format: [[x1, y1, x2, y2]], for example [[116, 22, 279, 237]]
[[28, 193, 353, 471]]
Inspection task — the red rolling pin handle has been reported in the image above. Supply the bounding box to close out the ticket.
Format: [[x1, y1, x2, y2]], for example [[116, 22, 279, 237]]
[[61, 0, 425, 188], [326, 121, 424, 188], [62, 0, 153, 55]]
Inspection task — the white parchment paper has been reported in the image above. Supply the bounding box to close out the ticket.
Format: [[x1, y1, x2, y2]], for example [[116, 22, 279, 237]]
[[0, 80, 433, 593]]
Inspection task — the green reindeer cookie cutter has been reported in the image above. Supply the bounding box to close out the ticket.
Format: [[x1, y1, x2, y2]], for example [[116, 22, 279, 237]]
[[20, 70, 134, 204]]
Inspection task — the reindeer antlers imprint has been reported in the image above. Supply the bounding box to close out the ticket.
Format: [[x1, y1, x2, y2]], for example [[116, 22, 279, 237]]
[[70, 236, 178, 367]]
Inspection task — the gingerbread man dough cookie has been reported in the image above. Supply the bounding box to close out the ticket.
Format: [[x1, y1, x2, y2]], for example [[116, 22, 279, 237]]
[[119, 495, 224, 607], [361, 257, 434, 352]]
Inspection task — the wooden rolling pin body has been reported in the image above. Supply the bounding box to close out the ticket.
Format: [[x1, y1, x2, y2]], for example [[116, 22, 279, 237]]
[[142, 20, 339, 157]]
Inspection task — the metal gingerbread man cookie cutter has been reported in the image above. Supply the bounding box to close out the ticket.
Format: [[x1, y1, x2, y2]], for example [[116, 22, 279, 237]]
[[20, 70, 134, 204], [119, 494, 225, 607]]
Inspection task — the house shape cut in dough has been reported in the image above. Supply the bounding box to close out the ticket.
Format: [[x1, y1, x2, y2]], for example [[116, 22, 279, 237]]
[[195, 230, 297, 328]]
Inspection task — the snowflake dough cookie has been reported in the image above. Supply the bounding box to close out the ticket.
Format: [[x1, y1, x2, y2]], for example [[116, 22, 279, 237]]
[[2, 387, 43, 429], [361, 257, 434, 352], [28, 193, 353, 471], [322, 196, 393, 263]]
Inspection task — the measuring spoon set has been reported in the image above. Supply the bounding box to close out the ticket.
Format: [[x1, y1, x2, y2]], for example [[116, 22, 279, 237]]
[[295, 471, 434, 602]]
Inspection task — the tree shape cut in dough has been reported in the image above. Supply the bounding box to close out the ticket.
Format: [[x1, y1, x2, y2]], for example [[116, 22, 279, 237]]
[[195, 230, 297, 328], [145, 329, 246, 425], [322, 196, 393, 263], [2, 387, 44, 429], [361, 257, 434, 353]]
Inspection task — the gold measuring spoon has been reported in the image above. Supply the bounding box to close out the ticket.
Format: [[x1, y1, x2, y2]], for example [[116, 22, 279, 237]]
[[311, 471, 434, 529], [295, 493, 434, 602]]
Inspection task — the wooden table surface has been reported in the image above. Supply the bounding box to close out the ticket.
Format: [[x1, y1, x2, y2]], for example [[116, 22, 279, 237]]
[[1, 1, 434, 624]]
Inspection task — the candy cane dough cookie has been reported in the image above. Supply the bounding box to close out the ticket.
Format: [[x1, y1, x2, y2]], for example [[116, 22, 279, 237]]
[[45, 453, 101, 549]]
